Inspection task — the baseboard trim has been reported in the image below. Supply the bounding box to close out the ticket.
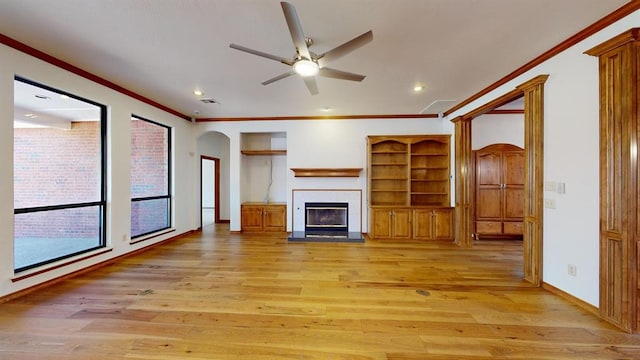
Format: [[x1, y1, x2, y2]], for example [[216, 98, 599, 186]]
[[0, 230, 196, 304], [541, 281, 599, 316]]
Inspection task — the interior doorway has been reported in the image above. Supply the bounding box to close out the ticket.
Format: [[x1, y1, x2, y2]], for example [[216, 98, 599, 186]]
[[201, 156, 220, 228], [453, 75, 548, 286]]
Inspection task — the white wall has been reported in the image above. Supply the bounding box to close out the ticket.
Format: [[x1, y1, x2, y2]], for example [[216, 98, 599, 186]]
[[195, 117, 452, 232], [0, 43, 197, 298], [202, 160, 214, 208], [445, 9, 640, 307], [472, 113, 524, 150]]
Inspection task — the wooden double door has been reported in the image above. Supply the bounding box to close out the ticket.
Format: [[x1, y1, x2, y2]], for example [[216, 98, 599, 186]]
[[474, 143, 525, 239]]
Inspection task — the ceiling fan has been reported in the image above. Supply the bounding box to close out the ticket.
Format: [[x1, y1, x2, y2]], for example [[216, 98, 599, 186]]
[[229, 1, 373, 95]]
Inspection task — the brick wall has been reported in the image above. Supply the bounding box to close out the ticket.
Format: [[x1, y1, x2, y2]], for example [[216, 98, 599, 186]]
[[130, 118, 170, 236], [131, 119, 168, 198], [14, 119, 170, 239], [14, 122, 101, 238]]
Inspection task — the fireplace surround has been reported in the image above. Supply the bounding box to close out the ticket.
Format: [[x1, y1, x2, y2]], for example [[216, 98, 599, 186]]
[[288, 189, 364, 242]]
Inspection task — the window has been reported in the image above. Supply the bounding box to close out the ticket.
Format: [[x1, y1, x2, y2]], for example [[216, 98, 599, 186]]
[[130, 115, 172, 238], [13, 77, 106, 272]]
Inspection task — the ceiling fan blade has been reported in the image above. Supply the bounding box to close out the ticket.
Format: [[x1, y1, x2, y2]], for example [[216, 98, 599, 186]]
[[230, 43, 293, 65], [318, 67, 366, 82], [281, 1, 311, 60], [317, 31, 373, 68], [262, 70, 296, 85], [303, 76, 319, 95]]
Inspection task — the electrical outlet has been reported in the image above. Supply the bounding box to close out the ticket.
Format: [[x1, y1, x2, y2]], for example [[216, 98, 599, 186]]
[[568, 264, 577, 276], [544, 198, 556, 209], [544, 181, 557, 192]]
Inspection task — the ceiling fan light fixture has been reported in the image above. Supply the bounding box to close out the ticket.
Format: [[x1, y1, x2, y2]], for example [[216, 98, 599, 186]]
[[293, 59, 319, 77]]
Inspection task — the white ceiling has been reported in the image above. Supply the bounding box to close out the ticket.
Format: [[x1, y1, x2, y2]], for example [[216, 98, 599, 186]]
[[0, 0, 630, 119]]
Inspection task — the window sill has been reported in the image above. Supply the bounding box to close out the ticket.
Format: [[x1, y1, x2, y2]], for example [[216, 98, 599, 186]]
[[12, 247, 113, 282], [129, 228, 175, 245]]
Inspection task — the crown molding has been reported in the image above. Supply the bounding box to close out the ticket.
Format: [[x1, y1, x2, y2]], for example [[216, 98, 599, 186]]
[[444, 1, 640, 117], [0, 33, 191, 122]]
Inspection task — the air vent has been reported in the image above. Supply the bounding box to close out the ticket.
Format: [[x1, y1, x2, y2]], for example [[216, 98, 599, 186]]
[[420, 100, 457, 115], [200, 98, 218, 104]]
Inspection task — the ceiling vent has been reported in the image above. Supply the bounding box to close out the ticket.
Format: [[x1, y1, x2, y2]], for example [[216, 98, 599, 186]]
[[420, 100, 457, 115], [200, 98, 218, 104]]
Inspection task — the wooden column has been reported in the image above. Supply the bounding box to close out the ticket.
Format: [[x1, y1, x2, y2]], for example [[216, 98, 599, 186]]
[[516, 75, 548, 287], [586, 28, 640, 333], [452, 116, 473, 247]]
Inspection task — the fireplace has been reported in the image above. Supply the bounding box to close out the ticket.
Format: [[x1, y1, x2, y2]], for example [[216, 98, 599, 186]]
[[304, 202, 348, 238], [288, 190, 364, 242]]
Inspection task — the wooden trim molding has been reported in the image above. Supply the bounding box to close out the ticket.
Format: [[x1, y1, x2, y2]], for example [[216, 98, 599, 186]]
[[542, 282, 599, 316], [196, 114, 439, 122], [444, 1, 640, 117], [486, 109, 525, 115], [586, 27, 640, 333], [0, 33, 191, 122], [11, 248, 113, 282], [462, 89, 523, 121], [584, 27, 640, 56], [518, 74, 548, 287], [452, 116, 473, 247], [290, 168, 363, 177]]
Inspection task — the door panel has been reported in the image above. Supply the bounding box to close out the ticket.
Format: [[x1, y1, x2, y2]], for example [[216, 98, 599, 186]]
[[476, 188, 501, 218], [504, 188, 524, 219], [477, 152, 501, 185]]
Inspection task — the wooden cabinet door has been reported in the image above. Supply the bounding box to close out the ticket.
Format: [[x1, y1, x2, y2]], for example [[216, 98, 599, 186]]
[[391, 208, 412, 239], [474, 144, 524, 238], [432, 208, 453, 240], [263, 205, 286, 232], [503, 151, 525, 221], [241, 205, 264, 232], [371, 208, 392, 238], [412, 209, 433, 240], [476, 151, 502, 220]]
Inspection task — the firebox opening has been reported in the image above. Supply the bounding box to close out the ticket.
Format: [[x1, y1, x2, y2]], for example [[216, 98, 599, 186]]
[[304, 202, 348, 238]]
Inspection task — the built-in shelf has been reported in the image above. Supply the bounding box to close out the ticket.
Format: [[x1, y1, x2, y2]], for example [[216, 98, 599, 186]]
[[241, 149, 287, 156], [290, 168, 363, 178]]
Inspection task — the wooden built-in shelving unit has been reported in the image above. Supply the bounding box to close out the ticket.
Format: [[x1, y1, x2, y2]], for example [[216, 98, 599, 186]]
[[368, 135, 450, 207], [368, 135, 453, 240]]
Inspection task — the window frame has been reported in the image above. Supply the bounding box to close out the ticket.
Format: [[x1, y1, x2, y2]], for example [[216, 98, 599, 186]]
[[13, 76, 107, 273], [130, 114, 172, 239]]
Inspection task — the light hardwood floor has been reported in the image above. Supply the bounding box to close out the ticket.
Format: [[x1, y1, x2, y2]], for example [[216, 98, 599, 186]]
[[1, 224, 639, 359]]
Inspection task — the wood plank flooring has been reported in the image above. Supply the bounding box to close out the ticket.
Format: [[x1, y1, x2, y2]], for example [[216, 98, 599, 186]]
[[1, 224, 640, 359]]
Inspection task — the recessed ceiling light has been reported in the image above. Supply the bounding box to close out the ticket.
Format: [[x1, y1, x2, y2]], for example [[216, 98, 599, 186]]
[[413, 85, 424, 92], [60, 94, 70, 100], [321, 106, 332, 112], [193, 90, 203, 96]]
